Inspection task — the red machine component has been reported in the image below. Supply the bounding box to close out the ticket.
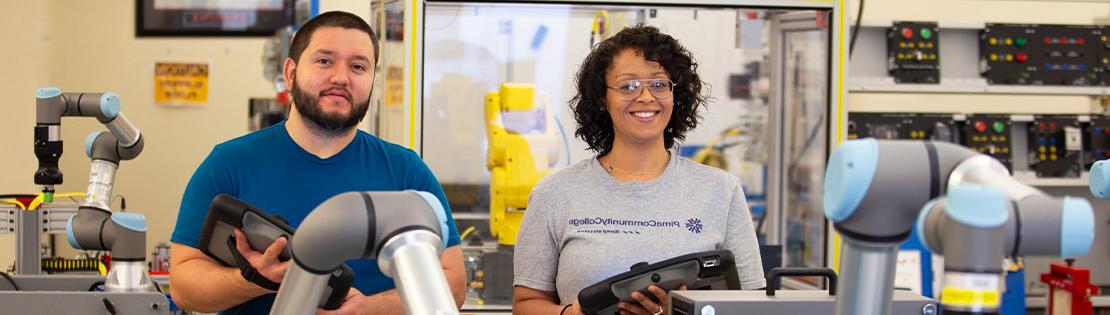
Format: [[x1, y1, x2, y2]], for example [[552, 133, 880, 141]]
[[1040, 262, 1100, 315]]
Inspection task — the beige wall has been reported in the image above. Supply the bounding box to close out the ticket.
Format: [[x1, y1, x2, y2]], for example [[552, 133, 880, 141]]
[[1, 0, 276, 264], [0, 1, 52, 270]]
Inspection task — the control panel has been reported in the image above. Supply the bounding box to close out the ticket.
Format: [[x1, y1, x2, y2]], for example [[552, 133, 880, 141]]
[[1027, 116, 1083, 178], [964, 114, 1013, 170], [1085, 115, 1110, 168], [888, 22, 940, 83], [848, 113, 959, 143], [980, 24, 1106, 85]]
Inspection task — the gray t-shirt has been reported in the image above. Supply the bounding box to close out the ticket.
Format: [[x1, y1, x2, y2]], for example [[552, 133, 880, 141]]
[[513, 151, 767, 304]]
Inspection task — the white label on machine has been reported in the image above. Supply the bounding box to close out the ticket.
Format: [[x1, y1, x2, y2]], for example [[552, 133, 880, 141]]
[[895, 250, 923, 295], [1065, 126, 1082, 151]]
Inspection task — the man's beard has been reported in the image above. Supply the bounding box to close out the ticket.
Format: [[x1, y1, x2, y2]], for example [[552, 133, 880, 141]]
[[290, 76, 371, 137]]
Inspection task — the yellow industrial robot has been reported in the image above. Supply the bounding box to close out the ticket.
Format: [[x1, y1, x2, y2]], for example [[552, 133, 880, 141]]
[[484, 83, 557, 246]]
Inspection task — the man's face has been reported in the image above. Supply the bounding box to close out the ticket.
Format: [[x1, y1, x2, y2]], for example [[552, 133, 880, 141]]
[[287, 26, 376, 136]]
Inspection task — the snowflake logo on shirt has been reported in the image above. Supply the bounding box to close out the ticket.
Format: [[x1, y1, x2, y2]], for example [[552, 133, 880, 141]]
[[685, 218, 703, 234]]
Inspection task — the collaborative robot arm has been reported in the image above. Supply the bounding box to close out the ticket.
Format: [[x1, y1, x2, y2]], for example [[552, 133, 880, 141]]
[[34, 87, 141, 201], [270, 191, 458, 315], [824, 139, 1094, 315], [37, 87, 152, 292]]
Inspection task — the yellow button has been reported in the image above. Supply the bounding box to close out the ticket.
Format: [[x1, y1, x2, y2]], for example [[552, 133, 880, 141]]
[[1040, 154, 1047, 161], [1005, 38, 1013, 45], [1039, 146, 1046, 153], [930, 54, 937, 60], [1002, 147, 1009, 154], [990, 37, 998, 45], [900, 42, 906, 48], [909, 42, 916, 48], [1000, 136, 1006, 142], [927, 42, 934, 48], [991, 136, 998, 142], [990, 54, 999, 61], [898, 53, 905, 59], [1051, 154, 1058, 161], [1050, 146, 1057, 153], [1005, 54, 1014, 62]]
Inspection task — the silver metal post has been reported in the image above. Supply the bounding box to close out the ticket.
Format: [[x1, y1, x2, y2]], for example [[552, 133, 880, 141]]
[[16, 209, 41, 275], [270, 264, 330, 315], [388, 239, 459, 315], [835, 239, 899, 315]]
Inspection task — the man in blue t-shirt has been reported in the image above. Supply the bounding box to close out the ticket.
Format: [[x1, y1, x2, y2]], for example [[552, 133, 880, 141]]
[[168, 11, 464, 314]]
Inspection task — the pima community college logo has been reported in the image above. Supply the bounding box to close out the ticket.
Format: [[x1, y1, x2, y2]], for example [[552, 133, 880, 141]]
[[685, 218, 703, 234]]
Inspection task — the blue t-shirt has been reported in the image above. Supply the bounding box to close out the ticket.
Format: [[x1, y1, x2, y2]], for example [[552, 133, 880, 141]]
[[171, 121, 461, 314]]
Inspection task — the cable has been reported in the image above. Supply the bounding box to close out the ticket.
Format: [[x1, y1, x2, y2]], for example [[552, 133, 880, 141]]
[[849, 0, 865, 57], [460, 226, 476, 241], [0, 199, 26, 210], [553, 112, 573, 166], [88, 280, 105, 291], [28, 192, 85, 210], [0, 271, 20, 291]]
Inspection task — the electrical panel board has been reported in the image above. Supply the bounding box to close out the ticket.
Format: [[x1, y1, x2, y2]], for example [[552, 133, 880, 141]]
[[980, 24, 1107, 86], [963, 114, 1013, 170], [888, 22, 940, 83], [1027, 115, 1083, 178], [847, 113, 959, 143], [1085, 116, 1110, 168]]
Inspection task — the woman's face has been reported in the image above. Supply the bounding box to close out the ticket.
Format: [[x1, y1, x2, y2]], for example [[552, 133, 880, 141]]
[[604, 48, 675, 148]]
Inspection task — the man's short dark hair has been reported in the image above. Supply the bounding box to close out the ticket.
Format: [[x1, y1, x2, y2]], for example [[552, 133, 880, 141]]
[[570, 25, 708, 155], [289, 11, 380, 64]]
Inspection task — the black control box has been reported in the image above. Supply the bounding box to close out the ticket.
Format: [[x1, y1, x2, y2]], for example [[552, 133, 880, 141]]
[[888, 22, 940, 83], [980, 24, 1106, 86]]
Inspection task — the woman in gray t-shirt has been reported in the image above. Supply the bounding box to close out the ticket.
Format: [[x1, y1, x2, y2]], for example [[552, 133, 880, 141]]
[[512, 25, 766, 315]]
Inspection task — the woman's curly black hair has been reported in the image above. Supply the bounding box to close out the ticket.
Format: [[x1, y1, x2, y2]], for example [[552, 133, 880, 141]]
[[570, 24, 708, 155]]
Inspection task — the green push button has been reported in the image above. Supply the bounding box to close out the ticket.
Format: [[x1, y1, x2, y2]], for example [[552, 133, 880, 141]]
[[993, 122, 1005, 134], [920, 28, 933, 40], [1015, 37, 1026, 47]]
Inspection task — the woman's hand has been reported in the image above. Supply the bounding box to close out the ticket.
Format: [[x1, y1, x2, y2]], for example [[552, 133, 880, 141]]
[[617, 285, 687, 315]]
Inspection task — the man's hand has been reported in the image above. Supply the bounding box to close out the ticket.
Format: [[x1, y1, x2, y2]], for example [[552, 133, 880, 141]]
[[233, 229, 291, 287], [315, 288, 370, 315]]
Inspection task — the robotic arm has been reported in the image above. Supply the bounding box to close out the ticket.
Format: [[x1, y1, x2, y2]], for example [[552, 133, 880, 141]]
[[824, 139, 1094, 315], [34, 87, 141, 201], [36, 87, 152, 292], [270, 191, 458, 315]]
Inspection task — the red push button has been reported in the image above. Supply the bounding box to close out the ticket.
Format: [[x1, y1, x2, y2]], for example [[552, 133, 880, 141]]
[[975, 121, 987, 133], [902, 27, 913, 39], [1016, 52, 1028, 63]]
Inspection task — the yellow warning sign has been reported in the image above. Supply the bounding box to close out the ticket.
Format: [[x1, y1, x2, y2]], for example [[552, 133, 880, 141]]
[[154, 62, 208, 105]]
